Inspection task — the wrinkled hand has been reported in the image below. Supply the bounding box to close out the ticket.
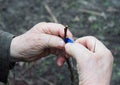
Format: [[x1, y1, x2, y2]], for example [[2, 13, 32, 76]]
[[10, 22, 73, 64], [65, 36, 113, 85]]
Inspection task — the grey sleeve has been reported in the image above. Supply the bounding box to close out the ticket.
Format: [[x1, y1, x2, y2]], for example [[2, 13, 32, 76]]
[[0, 30, 16, 84]]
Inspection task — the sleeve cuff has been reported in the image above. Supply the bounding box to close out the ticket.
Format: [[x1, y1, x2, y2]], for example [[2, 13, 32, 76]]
[[0, 30, 16, 83]]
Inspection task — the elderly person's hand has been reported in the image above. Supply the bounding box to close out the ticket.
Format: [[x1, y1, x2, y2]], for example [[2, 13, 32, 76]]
[[65, 36, 113, 85], [10, 22, 73, 64]]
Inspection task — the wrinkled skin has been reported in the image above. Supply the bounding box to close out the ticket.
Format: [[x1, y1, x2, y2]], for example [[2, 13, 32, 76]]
[[65, 36, 114, 85], [10, 22, 73, 66], [10, 22, 113, 85]]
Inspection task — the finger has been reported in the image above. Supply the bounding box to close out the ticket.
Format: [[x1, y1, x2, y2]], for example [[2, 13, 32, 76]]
[[43, 34, 65, 49], [75, 36, 109, 54], [65, 43, 91, 61], [56, 56, 66, 66], [56, 53, 71, 66], [35, 22, 73, 39], [22, 50, 50, 62]]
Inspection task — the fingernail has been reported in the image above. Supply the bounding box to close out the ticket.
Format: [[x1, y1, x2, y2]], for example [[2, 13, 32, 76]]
[[65, 43, 73, 50], [66, 43, 73, 46]]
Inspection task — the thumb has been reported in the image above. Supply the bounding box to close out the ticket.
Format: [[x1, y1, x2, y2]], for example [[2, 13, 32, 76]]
[[65, 43, 91, 61], [45, 34, 65, 49]]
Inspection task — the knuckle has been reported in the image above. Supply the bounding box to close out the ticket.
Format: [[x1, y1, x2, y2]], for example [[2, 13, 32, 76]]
[[107, 50, 114, 62], [87, 36, 97, 40], [34, 22, 47, 28], [102, 49, 114, 63], [54, 23, 65, 28]]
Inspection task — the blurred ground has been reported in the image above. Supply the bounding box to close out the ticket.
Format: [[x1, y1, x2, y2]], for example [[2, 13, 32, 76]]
[[0, 0, 120, 85]]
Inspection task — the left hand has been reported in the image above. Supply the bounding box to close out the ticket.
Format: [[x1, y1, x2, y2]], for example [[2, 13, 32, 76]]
[[10, 22, 73, 66], [65, 36, 113, 85]]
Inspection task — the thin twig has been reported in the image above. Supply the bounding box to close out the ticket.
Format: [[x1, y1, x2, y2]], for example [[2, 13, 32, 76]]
[[39, 77, 55, 85], [16, 75, 55, 85], [78, 9, 106, 18], [64, 26, 68, 39], [19, 58, 46, 76], [20, 62, 36, 76], [18, 58, 55, 85], [44, 3, 58, 23], [44, 4, 75, 85], [64, 26, 75, 85]]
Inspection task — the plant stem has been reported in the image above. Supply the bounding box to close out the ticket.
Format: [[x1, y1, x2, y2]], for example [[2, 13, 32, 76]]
[[64, 26, 75, 85]]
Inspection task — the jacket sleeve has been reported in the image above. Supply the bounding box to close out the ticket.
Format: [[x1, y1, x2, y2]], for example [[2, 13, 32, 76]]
[[0, 30, 16, 84]]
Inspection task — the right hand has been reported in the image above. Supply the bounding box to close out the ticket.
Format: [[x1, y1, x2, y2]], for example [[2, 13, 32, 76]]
[[10, 22, 73, 63], [65, 36, 113, 85]]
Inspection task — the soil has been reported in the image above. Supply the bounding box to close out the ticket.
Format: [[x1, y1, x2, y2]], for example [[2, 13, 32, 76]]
[[0, 0, 120, 85]]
